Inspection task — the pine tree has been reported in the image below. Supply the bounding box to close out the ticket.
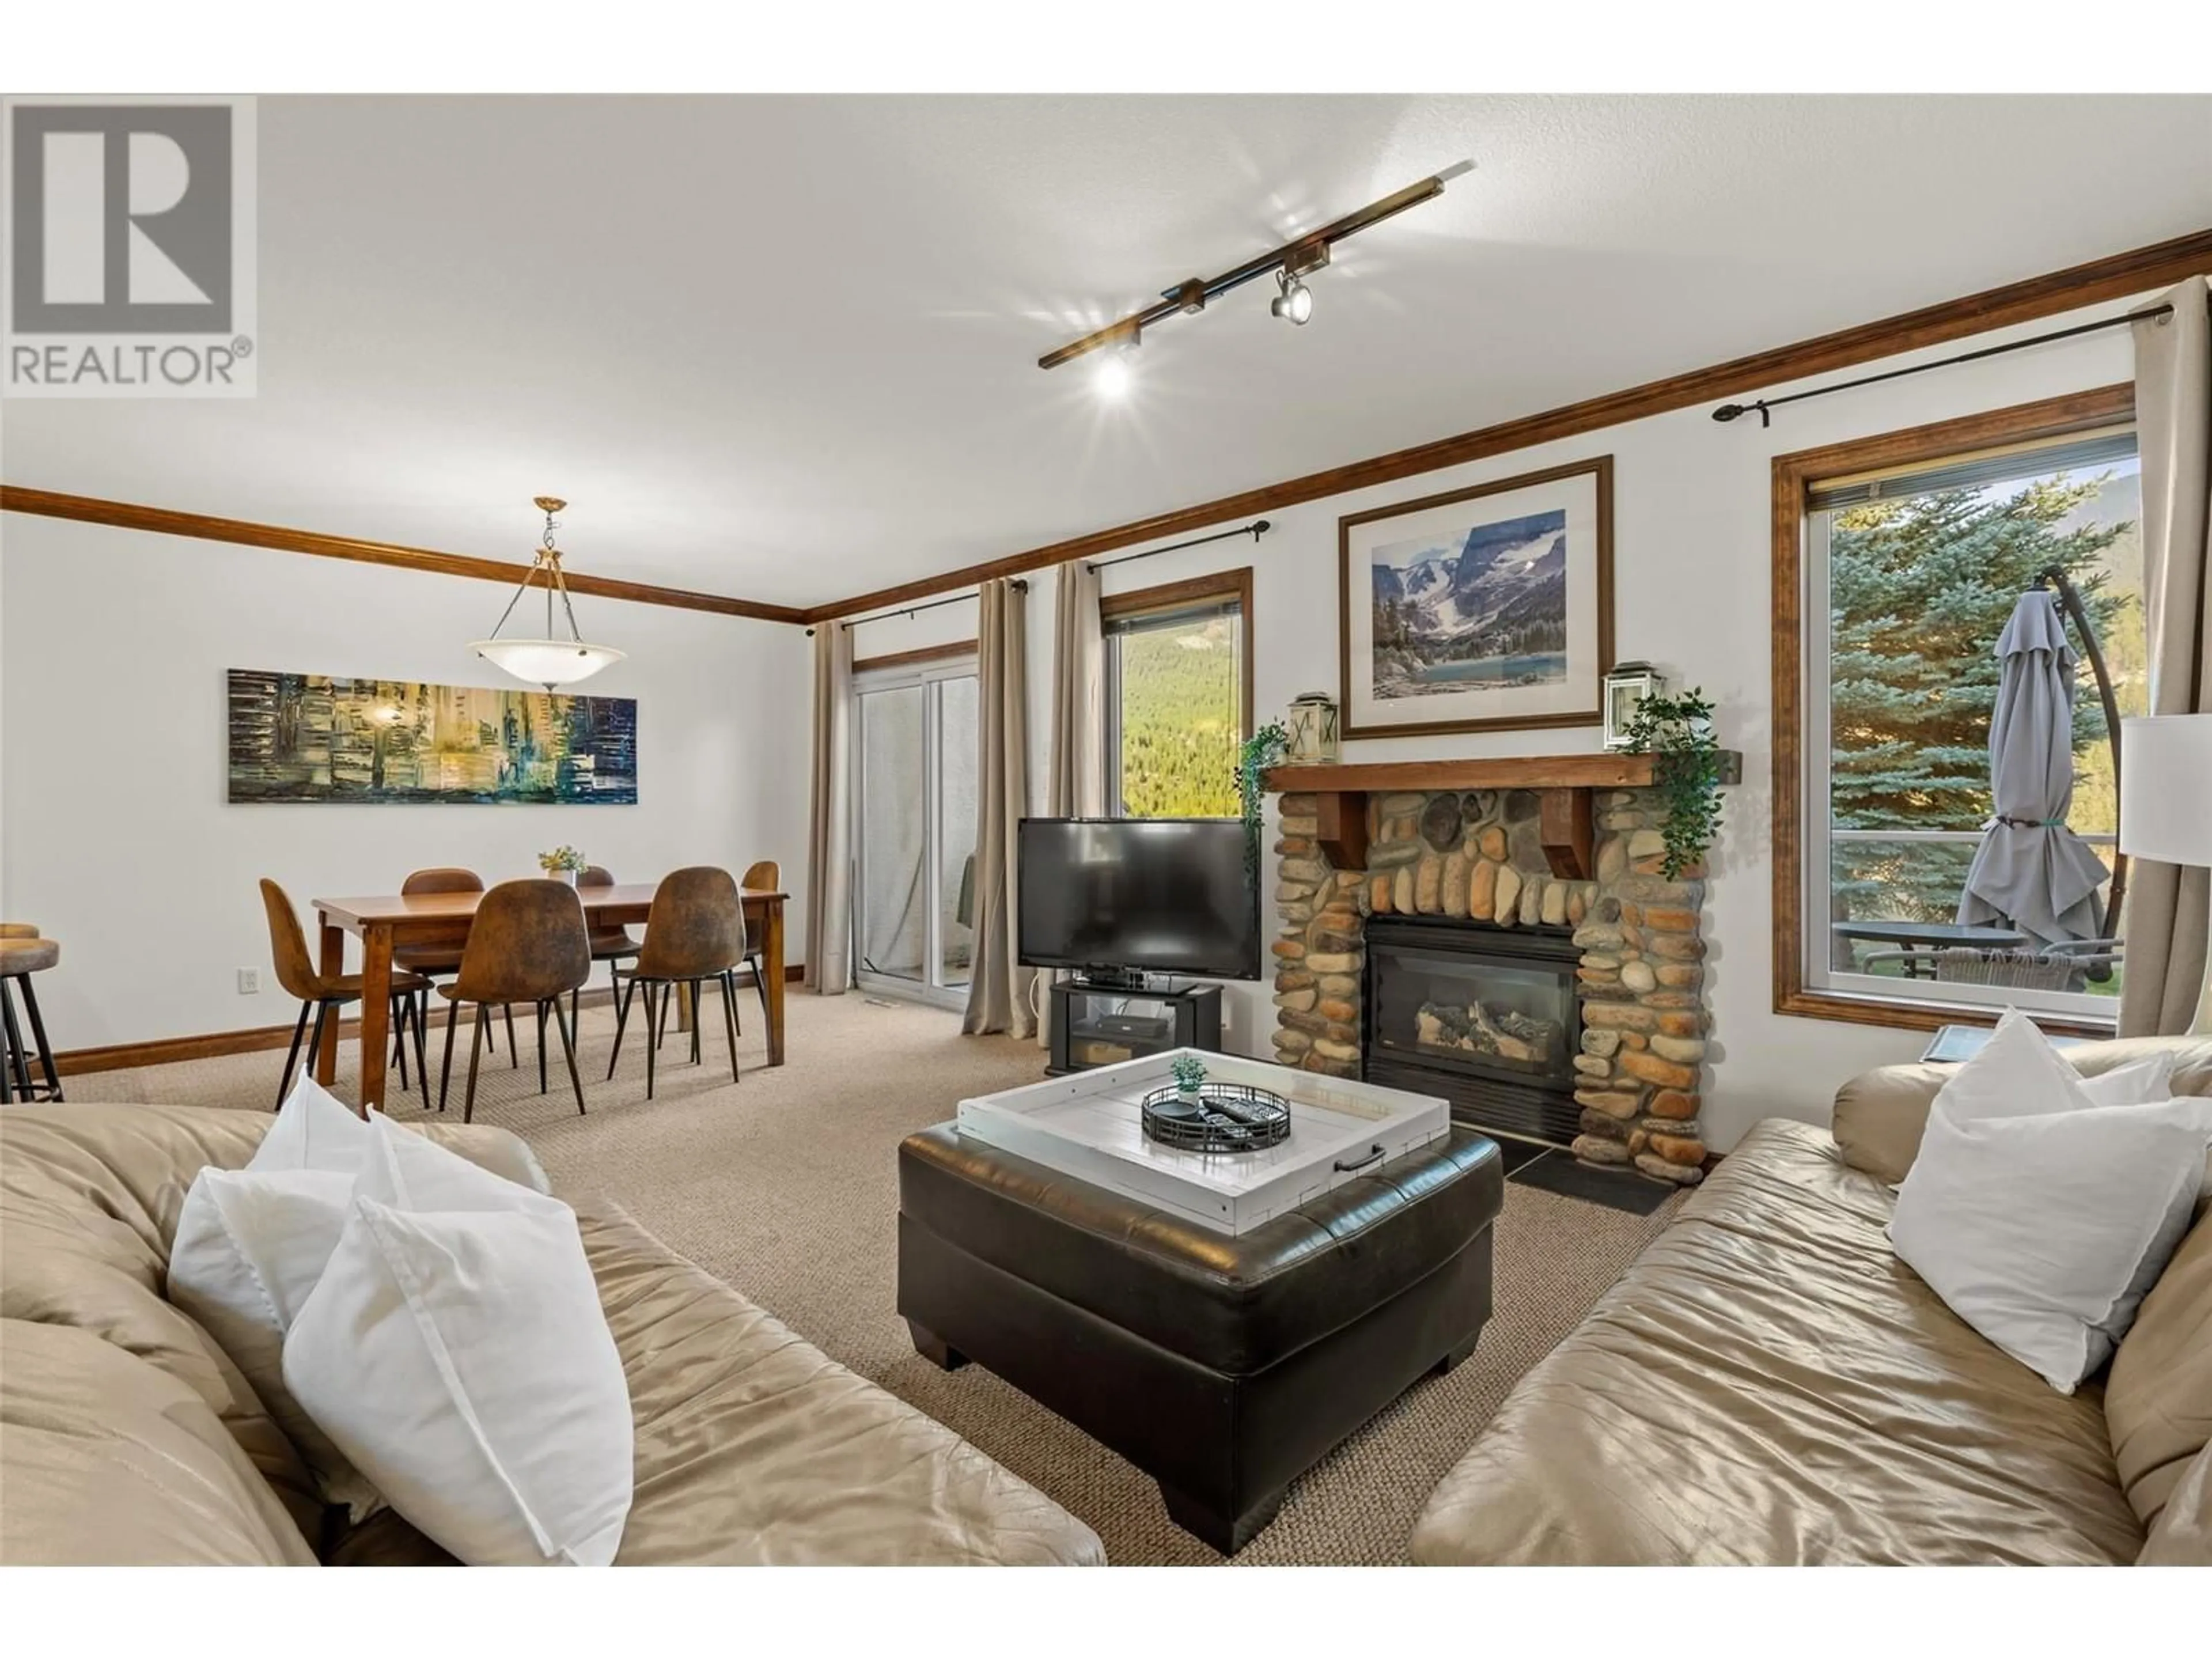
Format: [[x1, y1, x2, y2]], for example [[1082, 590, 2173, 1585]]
[[1828, 476, 2127, 921]]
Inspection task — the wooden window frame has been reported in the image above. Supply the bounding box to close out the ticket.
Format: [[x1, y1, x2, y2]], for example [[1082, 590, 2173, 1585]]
[[1771, 384, 2136, 1038], [1100, 566, 1255, 819], [850, 639, 978, 677]]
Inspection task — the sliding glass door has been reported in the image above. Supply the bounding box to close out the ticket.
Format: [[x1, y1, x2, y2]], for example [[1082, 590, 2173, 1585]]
[[854, 656, 978, 1008]]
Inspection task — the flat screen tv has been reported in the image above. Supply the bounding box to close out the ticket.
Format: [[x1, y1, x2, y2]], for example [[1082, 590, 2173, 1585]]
[[1018, 817, 1261, 981]]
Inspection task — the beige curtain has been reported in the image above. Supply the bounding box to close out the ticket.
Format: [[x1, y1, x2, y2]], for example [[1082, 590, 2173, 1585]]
[[963, 578, 1036, 1037], [802, 624, 854, 995], [1048, 560, 1105, 818], [1033, 561, 1106, 1044], [2122, 276, 2212, 1037]]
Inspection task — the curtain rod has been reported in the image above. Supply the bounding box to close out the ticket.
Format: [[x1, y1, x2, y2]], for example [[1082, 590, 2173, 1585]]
[[1712, 305, 2175, 429], [810, 578, 1028, 635], [1085, 518, 1269, 573], [810, 519, 1271, 634]]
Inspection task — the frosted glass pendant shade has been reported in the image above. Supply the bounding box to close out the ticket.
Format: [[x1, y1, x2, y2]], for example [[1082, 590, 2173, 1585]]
[[471, 638, 626, 692]]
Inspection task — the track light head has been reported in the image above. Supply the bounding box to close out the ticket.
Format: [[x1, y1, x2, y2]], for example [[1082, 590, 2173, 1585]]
[[1271, 270, 1313, 326]]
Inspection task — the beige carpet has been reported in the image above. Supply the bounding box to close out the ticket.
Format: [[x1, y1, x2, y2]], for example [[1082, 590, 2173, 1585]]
[[78, 990, 1685, 1565]]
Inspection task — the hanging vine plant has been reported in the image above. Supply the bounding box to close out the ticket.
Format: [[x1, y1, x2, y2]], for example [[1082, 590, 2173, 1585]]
[[1621, 687, 1724, 880], [1236, 720, 1291, 837]]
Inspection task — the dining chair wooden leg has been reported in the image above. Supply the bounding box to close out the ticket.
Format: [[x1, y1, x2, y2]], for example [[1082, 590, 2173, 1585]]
[[536, 1000, 551, 1096], [502, 1003, 519, 1071], [438, 998, 460, 1114], [606, 975, 637, 1079], [463, 1003, 488, 1124], [0, 992, 15, 1104], [551, 997, 587, 1118], [570, 985, 581, 1046], [644, 981, 660, 1102], [689, 981, 703, 1066], [746, 952, 766, 1032], [654, 980, 673, 1054], [720, 969, 742, 1084]]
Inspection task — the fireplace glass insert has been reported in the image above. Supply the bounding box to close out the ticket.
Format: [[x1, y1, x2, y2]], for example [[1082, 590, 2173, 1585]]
[[1363, 915, 1583, 1147]]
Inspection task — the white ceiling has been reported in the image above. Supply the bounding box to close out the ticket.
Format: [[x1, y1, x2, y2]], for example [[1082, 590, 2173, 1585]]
[[7, 94, 2211, 611]]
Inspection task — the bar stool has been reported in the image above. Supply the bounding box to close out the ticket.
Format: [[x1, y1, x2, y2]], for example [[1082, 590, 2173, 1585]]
[[259, 880, 435, 1110], [1, 927, 63, 1104], [738, 860, 779, 1029], [607, 867, 748, 1100], [437, 880, 591, 1123]]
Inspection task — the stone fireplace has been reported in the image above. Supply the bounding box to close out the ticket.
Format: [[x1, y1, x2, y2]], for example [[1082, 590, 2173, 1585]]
[[1270, 766, 1717, 1186]]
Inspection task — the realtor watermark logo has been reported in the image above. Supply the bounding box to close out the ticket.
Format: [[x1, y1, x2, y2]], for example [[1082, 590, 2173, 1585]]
[[2, 95, 256, 397]]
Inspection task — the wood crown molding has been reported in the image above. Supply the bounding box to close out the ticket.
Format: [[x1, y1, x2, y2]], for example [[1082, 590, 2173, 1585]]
[[0, 486, 811, 625], [1768, 381, 2135, 1035], [804, 225, 2212, 624]]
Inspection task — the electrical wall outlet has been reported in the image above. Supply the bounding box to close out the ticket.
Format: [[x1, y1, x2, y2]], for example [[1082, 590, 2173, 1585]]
[[237, 967, 262, 995]]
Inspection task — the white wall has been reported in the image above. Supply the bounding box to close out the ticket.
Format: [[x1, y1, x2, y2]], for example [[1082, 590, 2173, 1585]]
[[0, 517, 811, 1050], [855, 292, 2151, 1149]]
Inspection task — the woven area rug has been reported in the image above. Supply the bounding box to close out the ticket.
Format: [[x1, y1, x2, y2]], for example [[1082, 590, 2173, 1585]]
[[78, 990, 1685, 1565]]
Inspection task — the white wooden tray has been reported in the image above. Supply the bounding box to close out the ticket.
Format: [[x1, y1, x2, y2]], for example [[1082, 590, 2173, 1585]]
[[956, 1050, 1450, 1236]]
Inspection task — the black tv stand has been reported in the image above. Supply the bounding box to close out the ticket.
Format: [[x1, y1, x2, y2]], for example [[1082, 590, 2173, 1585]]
[[1047, 979, 1223, 1077]]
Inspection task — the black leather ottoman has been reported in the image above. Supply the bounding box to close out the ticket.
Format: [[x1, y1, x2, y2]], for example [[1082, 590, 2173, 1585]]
[[896, 1123, 1502, 1554]]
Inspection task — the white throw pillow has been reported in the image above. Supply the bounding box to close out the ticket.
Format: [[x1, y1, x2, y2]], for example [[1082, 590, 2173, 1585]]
[[282, 1118, 632, 1566], [1929, 1009, 2173, 1125], [1892, 1014, 2212, 1392], [168, 1074, 380, 1512], [252, 1072, 376, 1171]]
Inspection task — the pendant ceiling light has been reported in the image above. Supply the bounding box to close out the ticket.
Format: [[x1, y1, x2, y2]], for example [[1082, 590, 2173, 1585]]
[[469, 495, 626, 692]]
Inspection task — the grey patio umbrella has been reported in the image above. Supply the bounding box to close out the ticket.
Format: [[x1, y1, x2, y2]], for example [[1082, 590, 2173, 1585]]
[[1956, 590, 2111, 949]]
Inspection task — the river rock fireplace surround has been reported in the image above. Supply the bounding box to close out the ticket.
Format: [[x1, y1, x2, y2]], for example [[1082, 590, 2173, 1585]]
[[1266, 755, 1734, 1186]]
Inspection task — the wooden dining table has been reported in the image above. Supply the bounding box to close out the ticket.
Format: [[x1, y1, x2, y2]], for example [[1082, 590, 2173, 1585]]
[[311, 882, 788, 1111]]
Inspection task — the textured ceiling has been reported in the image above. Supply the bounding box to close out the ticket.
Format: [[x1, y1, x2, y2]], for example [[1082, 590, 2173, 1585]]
[[7, 94, 2211, 608]]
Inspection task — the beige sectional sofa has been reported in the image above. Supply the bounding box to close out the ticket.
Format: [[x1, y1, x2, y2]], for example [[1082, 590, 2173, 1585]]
[[0, 1101, 1103, 1566], [1411, 1035, 2212, 1566]]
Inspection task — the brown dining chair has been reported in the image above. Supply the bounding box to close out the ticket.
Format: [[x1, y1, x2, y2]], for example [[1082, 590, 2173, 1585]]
[[437, 879, 591, 1123], [574, 865, 640, 1034], [607, 867, 748, 1099], [393, 868, 518, 1071], [259, 880, 434, 1111], [1, 927, 63, 1104], [738, 859, 779, 1028]]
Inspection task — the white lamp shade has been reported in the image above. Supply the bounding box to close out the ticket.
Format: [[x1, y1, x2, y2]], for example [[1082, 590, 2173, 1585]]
[[2119, 715, 2212, 867], [471, 638, 625, 692]]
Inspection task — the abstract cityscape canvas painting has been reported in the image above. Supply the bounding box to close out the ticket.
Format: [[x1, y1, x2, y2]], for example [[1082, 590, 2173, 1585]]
[[227, 669, 638, 804]]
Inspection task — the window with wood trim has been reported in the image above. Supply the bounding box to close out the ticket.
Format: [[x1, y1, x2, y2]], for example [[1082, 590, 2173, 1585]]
[[1774, 386, 2144, 1034], [1101, 568, 1253, 820]]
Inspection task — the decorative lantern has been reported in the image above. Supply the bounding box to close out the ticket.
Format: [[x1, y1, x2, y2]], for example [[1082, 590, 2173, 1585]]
[[1285, 691, 1340, 764], [1602, 661, 1665, 751]]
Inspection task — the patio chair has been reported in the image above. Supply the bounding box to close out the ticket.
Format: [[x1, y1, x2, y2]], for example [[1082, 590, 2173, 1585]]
[[1860, 938, 2123, 993]]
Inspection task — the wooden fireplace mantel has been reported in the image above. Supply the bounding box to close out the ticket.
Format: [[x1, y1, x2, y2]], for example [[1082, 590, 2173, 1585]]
[[1264, 751, 1743, 878]]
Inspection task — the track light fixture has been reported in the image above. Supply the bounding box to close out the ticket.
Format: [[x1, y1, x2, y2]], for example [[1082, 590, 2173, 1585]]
[[1038, 160, 1470, 372]]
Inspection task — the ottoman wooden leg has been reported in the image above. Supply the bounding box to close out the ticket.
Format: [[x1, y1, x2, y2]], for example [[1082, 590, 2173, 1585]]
[[906, 1320, 970, 1372], [1160, 1481, 1286, 1556]]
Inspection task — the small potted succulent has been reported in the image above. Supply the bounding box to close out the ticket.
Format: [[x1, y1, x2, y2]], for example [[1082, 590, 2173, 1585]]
[[1169, 1052, 1209, 1105], [537, 846, 587, 885]]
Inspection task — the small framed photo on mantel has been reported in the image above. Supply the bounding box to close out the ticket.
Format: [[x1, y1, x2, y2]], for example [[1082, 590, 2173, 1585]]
[[1338, 455, 1615, 739]]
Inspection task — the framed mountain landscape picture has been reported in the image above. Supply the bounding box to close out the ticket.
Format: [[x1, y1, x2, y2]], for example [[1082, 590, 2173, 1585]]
[[1338, 456, 1613, 738]]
